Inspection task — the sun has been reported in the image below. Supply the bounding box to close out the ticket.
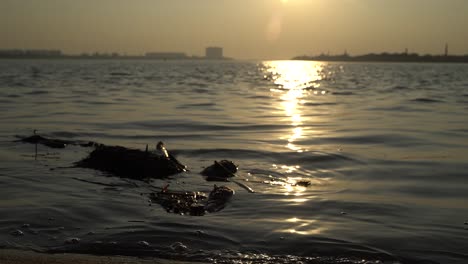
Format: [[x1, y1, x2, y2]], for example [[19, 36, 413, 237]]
[[281, 0, 289, 4]]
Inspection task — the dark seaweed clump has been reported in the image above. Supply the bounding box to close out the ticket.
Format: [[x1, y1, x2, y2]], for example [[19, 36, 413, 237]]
[[201, 160, 238, 181], [150, 190, 207, 216], [76, 145, 186, 179], [149, 185, 234, 216]]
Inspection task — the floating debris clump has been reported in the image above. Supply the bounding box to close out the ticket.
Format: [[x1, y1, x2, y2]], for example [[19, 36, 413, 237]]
[[76, 144, 186, 179], [149, 185, 234, 216]]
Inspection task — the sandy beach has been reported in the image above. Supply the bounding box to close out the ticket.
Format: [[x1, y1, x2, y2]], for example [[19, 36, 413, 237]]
[[0, 249, 195, 264]]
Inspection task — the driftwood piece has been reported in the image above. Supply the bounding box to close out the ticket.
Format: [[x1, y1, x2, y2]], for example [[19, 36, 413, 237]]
[[76, 144, 186, 179]]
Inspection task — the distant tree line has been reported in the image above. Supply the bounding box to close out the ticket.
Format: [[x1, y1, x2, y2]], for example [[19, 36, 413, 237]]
[[0, 49, 62, 58], [294, 52, 468, 63], [0, 49, 225, 60]]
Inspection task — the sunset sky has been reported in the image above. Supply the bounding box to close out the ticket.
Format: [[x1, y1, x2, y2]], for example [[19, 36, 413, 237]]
[[1, 0, 468, 59]]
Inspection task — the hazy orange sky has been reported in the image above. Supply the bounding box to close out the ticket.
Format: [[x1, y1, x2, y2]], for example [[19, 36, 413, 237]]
[[1, 0, 467, 59]]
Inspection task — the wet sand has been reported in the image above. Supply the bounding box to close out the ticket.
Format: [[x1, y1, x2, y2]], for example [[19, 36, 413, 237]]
[[0, 249, 194, 264]]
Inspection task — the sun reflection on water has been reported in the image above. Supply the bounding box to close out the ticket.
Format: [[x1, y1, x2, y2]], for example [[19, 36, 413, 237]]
[[263, 60, 324, 90], [261, 60, 327, 153], [267, 164, 312, 198], [259, 61, 333, 233], [279, 217, 327, 236]]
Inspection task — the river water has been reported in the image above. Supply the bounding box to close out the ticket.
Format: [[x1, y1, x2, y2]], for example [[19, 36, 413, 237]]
[[1, 59, 467, 263]]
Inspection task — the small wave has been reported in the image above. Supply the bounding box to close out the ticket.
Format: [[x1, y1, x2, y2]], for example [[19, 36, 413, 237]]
[[176, 102, 217, 109], [450, 128, 468, 133], [179, 148, 357, 167], [13, 82, 27, 87], [74, 100, 116, 105], [246, 94, 271, 100], [110, 72, 132, 76], [366, 105, 425, 112], [410, 98, 444, 103], [181, 148, 270, 159], [389, 85, 409, 91], [183, 82, 206, 88], [114, 120, 291, 132], [303, 85, 324, 91], [192, 87, 210, 93], [332, 91, 355, 96], [42, 231, 411, 264], [0, 99, 13, 104], [25, 90, 49, 95], [49, 131, 82, 138], [114, 98, 130, 102], [303, 102, 338, 107], [248, 168, 285, 177], [295, 151, 357, 163], [395, 185, 468, 199], [313, 134, 428, 147]]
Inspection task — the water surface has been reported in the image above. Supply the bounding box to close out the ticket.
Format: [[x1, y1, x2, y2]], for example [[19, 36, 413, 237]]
[[1, 59, 468, 263]]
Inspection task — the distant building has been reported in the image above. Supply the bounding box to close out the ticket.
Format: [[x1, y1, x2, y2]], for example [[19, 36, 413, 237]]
[[205, 47, 223, 59], [145, 52, 188, 60]]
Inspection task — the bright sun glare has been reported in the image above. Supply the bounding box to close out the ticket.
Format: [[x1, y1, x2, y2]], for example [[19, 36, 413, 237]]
[[262, 61, 326, 153]]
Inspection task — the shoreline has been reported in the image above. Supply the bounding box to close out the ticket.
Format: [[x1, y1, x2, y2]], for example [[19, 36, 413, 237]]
[[0, 249, 196, 264]]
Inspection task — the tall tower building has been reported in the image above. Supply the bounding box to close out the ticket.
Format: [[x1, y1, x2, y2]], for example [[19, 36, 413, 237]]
[[445, 43, 448, 57], [205, 47, 223, 59]]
